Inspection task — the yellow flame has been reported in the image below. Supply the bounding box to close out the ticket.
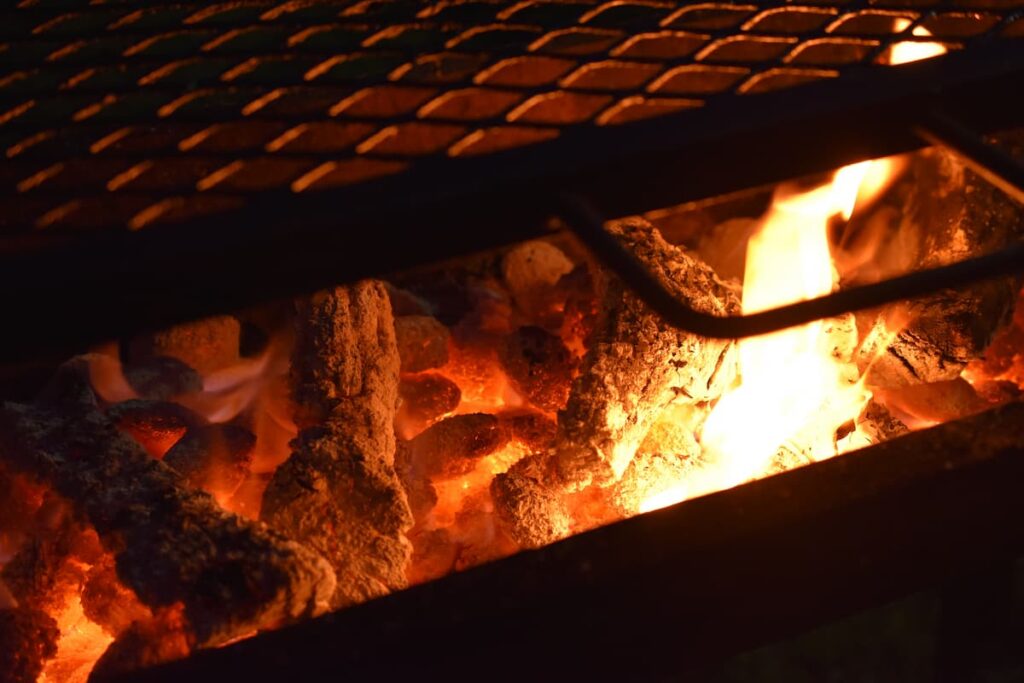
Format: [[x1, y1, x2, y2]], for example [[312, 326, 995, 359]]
[[639, 158, 901, 513]]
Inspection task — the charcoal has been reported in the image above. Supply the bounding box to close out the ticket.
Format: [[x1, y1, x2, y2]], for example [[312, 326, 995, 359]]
[[397, 372, 461, 434], [163, 424, 255, 500], [127, 315, 241, 376], [852, 139, 1024, 388], [407, 528, 458, 585], [263, 281, 413, 609], [859, 282, 1017, 387], [499, 411, 558, 451], [553, 218, 739, 488], [874, 377, 994, 425], [0, 364, 337, 647], [394, 315, 450, 373], [385, 283, 434, 317], [490, 220, 738, 547], [490, 454, 570, 550], [1, 497, 96, 615], [856, 400, 908, 444], [264, 422, 413, 609], [106, 399, 204, 459], [395, 438, 438, 522], [0, 607, 59, 683], [499, 326, 577, 412], [501, 240, 575, 321], [409, 413, 509, 480], [88, 607, 191, 681], [287, 281, 403, 431], [608, 421, 701, 515], [965, 287, 1024, 389], [559, 266, 599, 352], [37, 357, 102, 407], [81, 557, 150, 637], [122, 356, 203, 400]]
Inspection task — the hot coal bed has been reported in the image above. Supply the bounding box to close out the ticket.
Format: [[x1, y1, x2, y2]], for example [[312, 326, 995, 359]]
[[2, 1, 1024, 682]]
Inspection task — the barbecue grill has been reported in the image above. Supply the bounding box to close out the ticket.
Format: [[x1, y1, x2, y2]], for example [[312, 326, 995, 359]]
[[2, 2, 1024, 682]]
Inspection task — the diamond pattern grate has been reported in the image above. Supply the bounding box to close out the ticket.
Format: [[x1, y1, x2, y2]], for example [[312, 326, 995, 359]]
[[1, 0, 1022, 233]]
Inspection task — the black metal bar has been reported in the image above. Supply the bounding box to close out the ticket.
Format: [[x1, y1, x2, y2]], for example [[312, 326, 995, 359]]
[[114, 402, 1024, 683], [557, 193, 1024, 339]]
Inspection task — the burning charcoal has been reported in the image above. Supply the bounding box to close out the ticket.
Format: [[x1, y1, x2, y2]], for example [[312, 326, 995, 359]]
[[499, 326, 577, 412], [1, 498, 96, 615], [82, 556, 150, 636], [502, 240, 575, 321], [554, 218, 740, 489], [394, 315, 450, 373], [851, 140, 1024, 388], [397, 372, 461, 434], [407, 528, 458, 585], [491, 454, 570, 550], [500, 411, 558, 452], [385, 283, 434, 316], [0, 362, 337, 647], [859, 281, 1017, 388], [874, 377, 995, 425], [127, 315, 241, 376], [107, 399, 205, 459], [163, 424, 256, 500], [608, 421, 702, 516], [855, 400, 908, 444], [559, 266, 599, 353], [89, 607, 191, 680], [264, 422, 413, 609], [451, 491, 515, 571], [0, 606, 59, 683], [288, 281, 403, 429], [122, 356, 203, 400], [36, 356, 100, 407], [965, 287, 1024, 389], [263, 281, 413, 609], [409, 413, 509, 480], [395, 438, 438, 522]]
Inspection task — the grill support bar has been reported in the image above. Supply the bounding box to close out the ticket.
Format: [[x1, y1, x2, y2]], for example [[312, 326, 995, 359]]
[[558, 112, 1024, 339]]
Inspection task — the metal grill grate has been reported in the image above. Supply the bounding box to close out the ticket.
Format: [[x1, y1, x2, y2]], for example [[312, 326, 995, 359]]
[[2, 0, 1022, 233]]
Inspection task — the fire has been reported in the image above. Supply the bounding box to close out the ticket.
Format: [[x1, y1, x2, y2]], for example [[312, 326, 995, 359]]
[[637, 27, 948, 513], [639, 160, 898, 512], [39, 593, 113, 683]]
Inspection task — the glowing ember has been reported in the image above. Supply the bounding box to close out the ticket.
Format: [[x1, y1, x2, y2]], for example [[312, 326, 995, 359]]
[[39, 594, 113, 683]]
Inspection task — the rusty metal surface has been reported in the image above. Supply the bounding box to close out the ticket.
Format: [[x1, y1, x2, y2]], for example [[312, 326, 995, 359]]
[[1, 0, 1022, 233]]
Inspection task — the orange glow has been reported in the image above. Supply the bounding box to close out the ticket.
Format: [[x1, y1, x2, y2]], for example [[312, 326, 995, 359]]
[[640, 158, 902, 513], [39, 592, 114, 683]]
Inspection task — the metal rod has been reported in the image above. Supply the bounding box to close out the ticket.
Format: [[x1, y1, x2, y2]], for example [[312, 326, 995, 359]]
[[558, 114, 1024, 340]]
